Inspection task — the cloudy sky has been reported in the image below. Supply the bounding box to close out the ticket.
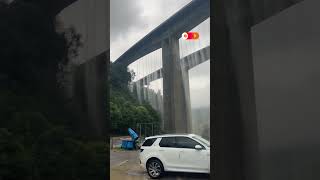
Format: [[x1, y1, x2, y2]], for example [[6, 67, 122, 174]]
[[110, 0, 210, 108]]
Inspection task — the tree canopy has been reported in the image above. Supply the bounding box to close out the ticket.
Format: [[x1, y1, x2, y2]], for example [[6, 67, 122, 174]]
[[109, 61, 161, 135]]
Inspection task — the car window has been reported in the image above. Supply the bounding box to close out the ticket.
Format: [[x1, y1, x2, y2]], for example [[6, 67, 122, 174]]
[[175, 137, 204, 149], [192, 135, 210, 147], [159, 137, 175, 148], [142, 138, 157, 146]]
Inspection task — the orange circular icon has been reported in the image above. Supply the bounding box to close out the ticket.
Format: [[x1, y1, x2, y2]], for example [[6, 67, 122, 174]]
[[193, 32, 199, 39]]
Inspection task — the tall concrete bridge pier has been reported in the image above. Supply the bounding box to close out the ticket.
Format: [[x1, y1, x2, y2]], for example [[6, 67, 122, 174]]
[[162, 37, 191, 133]]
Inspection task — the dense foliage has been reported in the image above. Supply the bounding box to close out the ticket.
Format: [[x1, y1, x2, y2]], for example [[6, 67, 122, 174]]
[[110, 63, 161, 135], [0, 2, 106, 180]]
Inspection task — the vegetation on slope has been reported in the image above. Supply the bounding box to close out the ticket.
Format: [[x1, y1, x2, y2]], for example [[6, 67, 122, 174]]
[[109, 62, 161, 136]]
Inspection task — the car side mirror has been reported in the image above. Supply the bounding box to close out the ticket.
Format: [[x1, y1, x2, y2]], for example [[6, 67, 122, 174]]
[[195, 145, 202, 150]]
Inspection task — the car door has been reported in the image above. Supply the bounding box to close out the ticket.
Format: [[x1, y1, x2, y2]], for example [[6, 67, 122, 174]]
[[157, 137, 181, 170], [175, 137, 209, 172]]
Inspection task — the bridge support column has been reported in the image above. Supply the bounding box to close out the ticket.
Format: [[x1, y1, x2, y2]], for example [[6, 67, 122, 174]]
[[162, 36, 191, 133], [139, 79, 144, 103], [143, 78, 149, 102]]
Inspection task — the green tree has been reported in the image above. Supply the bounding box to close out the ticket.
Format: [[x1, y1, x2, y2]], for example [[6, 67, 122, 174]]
[[109, 60, 161, 135], [79, 142, 108, 179], [110, 102, 122, 131], [134, 106, 152, 124], [0, 128, 31, 179], [10, 111, 51, 146], [143, 103, 160, 124], [110, 62, 132, 90]]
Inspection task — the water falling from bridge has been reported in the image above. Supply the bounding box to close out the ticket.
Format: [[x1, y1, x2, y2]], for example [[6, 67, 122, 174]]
[[128, 17, 210, 139]]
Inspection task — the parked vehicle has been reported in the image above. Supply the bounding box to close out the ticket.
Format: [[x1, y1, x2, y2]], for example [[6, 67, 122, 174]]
[[139, 134, 210, 178]]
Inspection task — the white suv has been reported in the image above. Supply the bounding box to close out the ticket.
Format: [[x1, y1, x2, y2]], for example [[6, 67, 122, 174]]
[[139, 134, 210, 178]]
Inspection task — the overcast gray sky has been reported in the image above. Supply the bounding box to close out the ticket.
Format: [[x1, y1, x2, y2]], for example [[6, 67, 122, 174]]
[[110, 0, 210, 108], [110, 0, 193, 61]]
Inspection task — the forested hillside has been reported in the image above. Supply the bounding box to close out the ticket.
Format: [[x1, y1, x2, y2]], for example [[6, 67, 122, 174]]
[[110, 62, 161, 135]]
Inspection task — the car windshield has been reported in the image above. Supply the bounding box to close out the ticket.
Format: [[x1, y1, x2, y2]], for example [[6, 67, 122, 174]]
[[192, 135, 210, 147]]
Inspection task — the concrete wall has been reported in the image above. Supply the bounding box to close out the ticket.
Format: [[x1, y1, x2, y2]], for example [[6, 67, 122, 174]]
[[252, 0, 320, 179], [56, 0, 109, 137], [72, 52, 107, 137], [212, 0, 304, 180]]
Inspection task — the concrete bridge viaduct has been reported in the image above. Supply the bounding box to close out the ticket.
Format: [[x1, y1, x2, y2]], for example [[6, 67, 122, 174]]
[[114, 0, 210, 133]]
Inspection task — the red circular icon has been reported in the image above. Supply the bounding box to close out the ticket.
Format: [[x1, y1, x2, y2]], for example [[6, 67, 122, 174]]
[[182, 32, 199, 40]]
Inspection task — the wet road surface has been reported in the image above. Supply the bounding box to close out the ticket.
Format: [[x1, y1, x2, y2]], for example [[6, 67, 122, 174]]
[[110, 149, 209, 180]]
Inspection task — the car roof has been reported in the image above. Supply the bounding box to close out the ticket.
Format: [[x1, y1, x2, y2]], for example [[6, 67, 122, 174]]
[[145, 133, 198, 139]]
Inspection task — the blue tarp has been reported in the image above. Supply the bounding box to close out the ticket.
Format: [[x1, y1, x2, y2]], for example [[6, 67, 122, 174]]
[[121, 128, 138, 150], [128, 128, 138, 141], [121, 140, 134, 149]]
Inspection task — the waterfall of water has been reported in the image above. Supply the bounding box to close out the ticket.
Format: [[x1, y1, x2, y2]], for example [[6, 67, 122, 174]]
[[127, 23, 212, 136], [178, 17, 210, 139], [128, 49, 164, 130]]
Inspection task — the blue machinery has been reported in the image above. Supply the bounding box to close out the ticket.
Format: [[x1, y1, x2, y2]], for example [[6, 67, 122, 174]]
[[121, 128, 139, 150]]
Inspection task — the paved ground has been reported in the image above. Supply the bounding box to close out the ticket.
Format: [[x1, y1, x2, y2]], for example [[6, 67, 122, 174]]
[[110, 149, 138, 167], [110, 148, 210, 180]]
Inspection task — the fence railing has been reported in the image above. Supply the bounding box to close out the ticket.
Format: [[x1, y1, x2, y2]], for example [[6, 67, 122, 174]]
[[136, 122, 162, 139]]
